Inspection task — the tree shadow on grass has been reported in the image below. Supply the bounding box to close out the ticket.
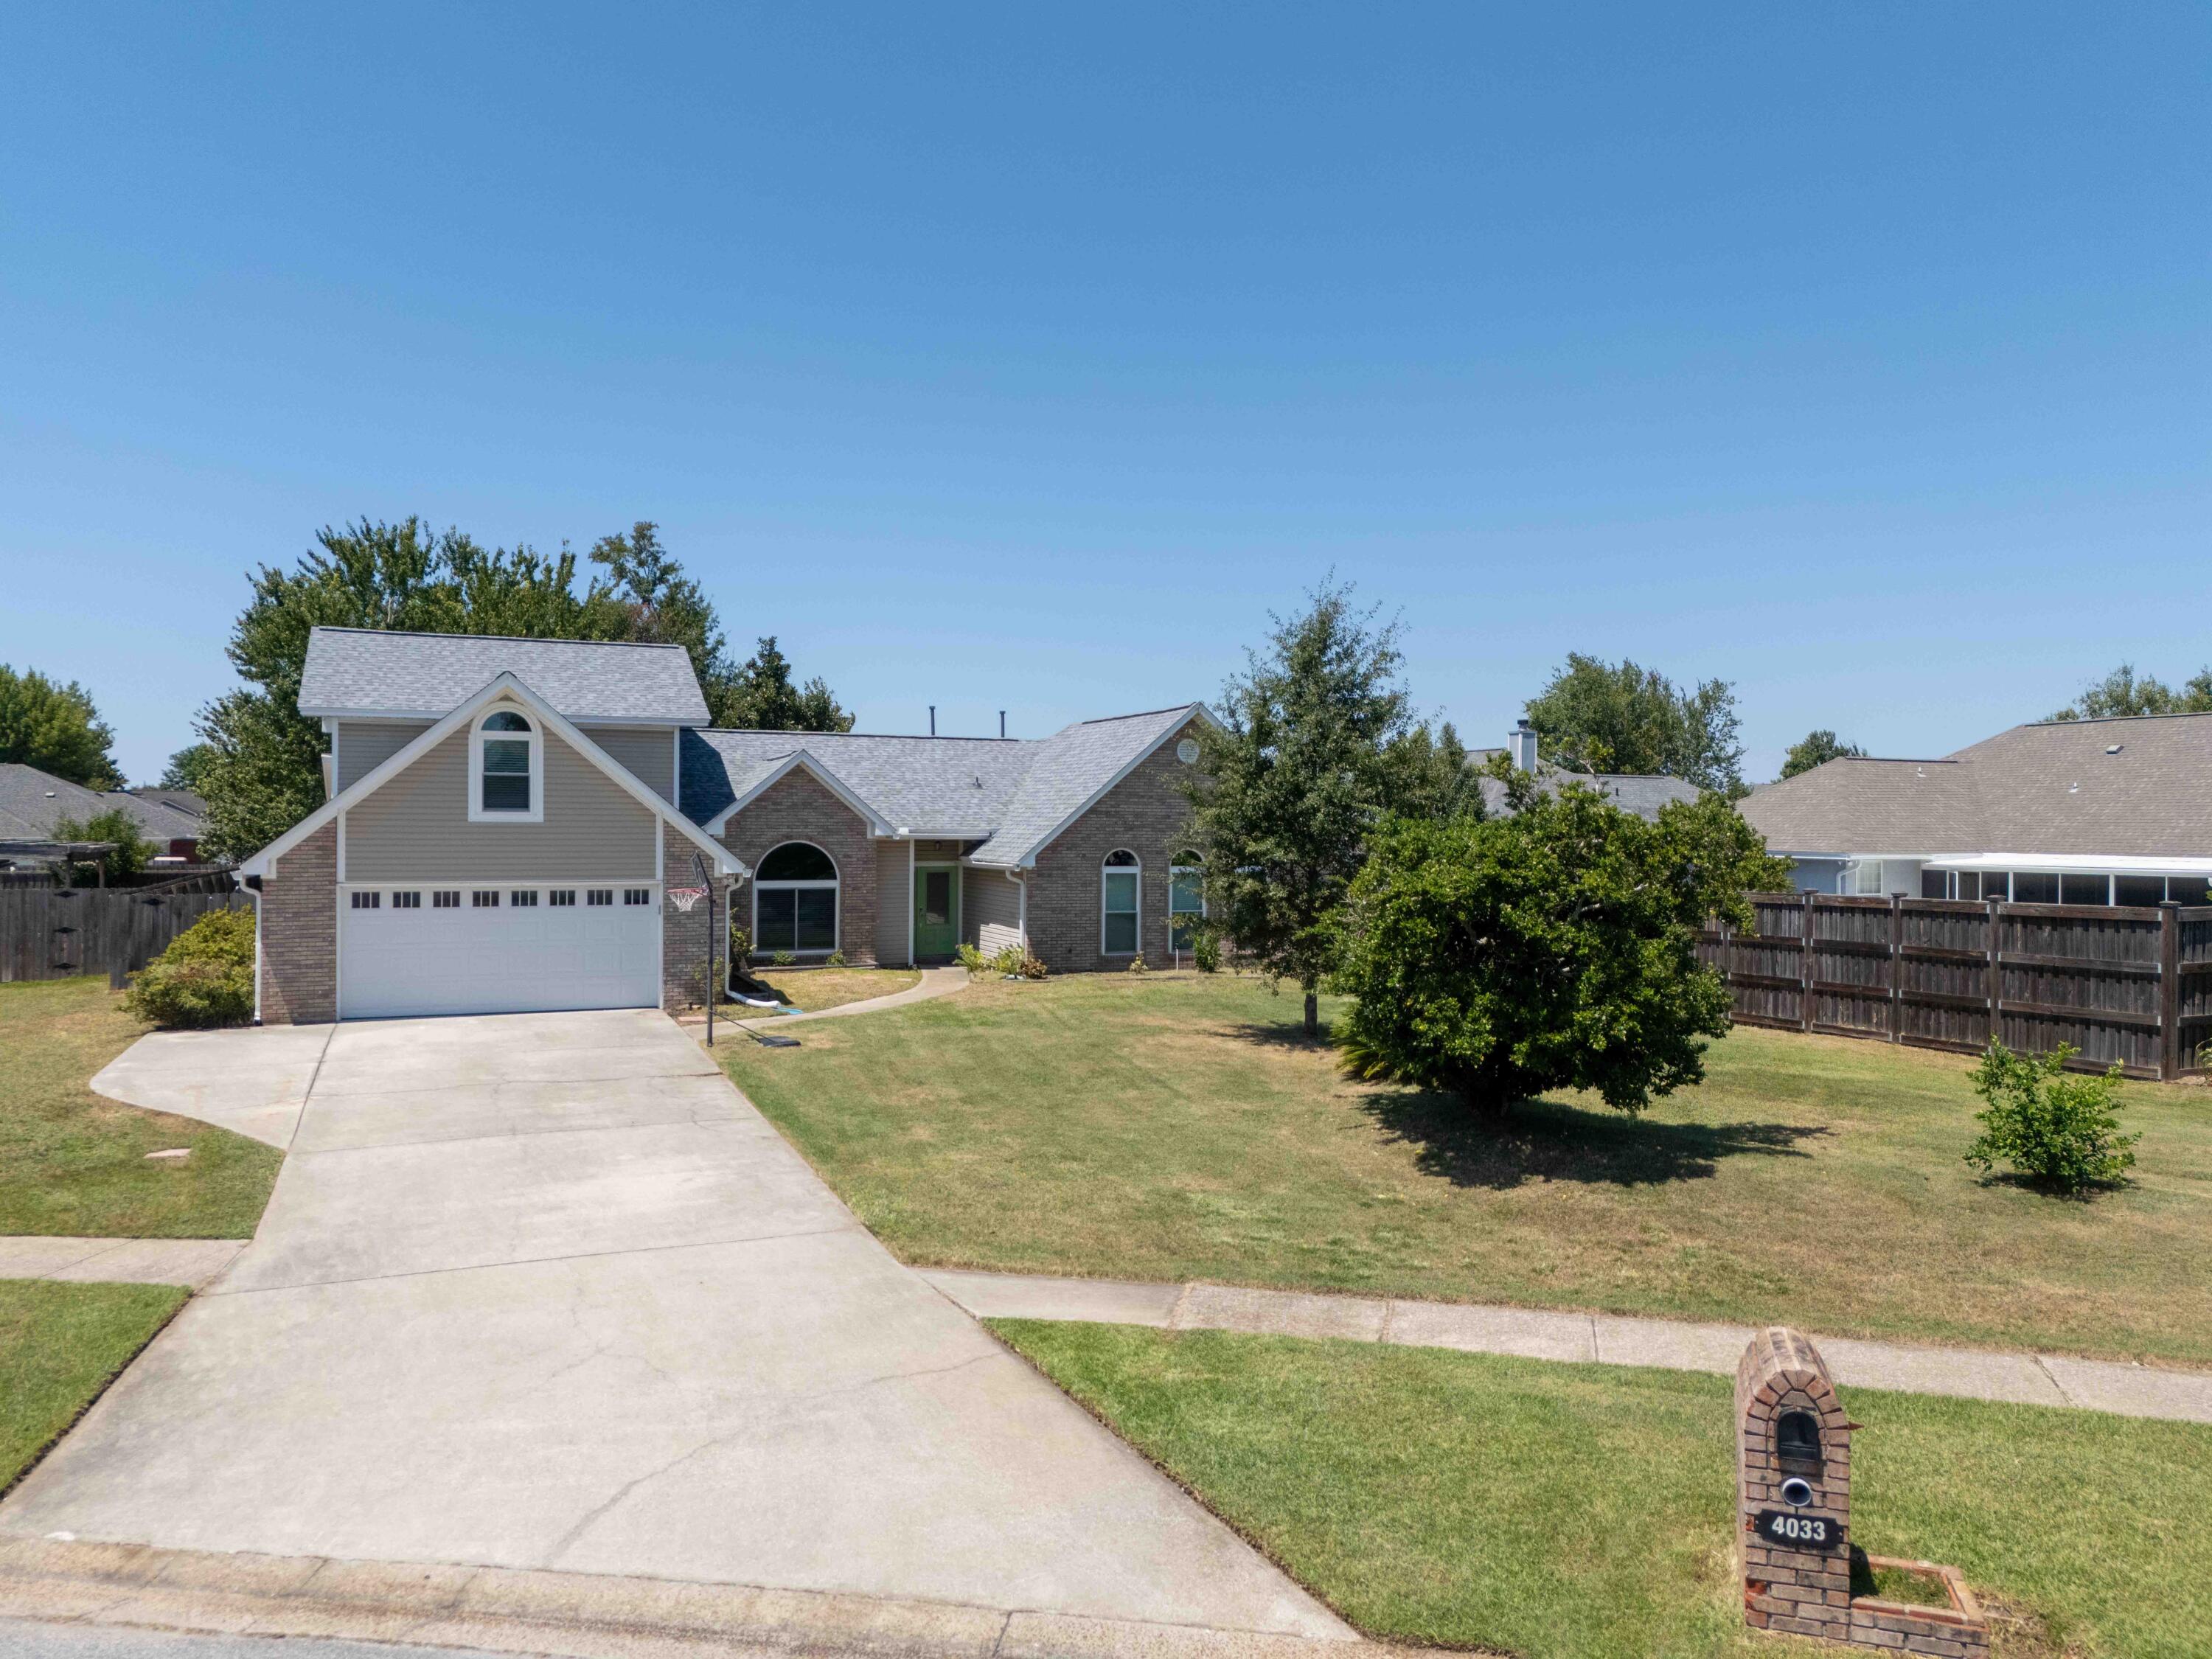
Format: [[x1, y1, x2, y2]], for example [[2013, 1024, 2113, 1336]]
[[1357, 1085, 1833, 1190]]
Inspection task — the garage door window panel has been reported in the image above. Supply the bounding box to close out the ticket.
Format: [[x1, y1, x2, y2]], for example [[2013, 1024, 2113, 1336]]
[[755, 841, 839, 956]]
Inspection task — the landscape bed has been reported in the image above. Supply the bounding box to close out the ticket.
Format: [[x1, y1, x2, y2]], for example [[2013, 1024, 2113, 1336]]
[[994, 1319, 2209, 1659], [719, 972, 2212, 1363]]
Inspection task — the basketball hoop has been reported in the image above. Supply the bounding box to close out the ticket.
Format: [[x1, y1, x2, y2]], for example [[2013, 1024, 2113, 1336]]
[[667, 886, 708, 913]]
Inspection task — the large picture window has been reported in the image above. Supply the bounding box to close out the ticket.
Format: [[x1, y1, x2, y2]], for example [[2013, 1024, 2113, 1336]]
[[1169, 853, 1204, 953], [1102, 849, 1140, 956], [469, 709, 543, 822], [755, 841, 839, 955]]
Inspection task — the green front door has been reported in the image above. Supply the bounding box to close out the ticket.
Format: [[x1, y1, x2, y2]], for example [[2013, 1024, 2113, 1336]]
[[914, 866, 959, 960]]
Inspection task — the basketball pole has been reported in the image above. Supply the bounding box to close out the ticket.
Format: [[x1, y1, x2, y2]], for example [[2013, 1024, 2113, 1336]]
[[694, 851, 717, 1048]]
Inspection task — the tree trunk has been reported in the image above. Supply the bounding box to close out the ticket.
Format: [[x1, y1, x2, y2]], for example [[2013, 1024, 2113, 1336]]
[[1303, 987, 1318, 1038]]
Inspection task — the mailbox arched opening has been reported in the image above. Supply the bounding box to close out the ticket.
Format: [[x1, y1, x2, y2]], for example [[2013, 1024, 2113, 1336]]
[[1775, 1409, 1823, 1478]]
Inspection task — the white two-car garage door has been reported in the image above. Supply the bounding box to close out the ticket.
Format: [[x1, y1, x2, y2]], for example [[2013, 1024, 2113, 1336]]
[[339, 883, 661, 1019]]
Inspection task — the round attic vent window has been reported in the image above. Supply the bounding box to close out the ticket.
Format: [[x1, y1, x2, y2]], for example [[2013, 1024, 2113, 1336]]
[[1176, 739, 1200, 764]]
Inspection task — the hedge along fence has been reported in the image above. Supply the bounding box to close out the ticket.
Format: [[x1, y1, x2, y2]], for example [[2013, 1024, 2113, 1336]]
[[0, 884, 248, 985], [1700, 892, 2212, 1081]]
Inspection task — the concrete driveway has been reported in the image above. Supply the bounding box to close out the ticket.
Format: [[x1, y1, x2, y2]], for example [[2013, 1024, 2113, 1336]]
[[2, 1011, 1344, 1641]]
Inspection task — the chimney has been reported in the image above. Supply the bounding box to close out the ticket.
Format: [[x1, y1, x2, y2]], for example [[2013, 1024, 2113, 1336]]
[[1510, 719, 1538, 772], [928, 705, 936, 737]]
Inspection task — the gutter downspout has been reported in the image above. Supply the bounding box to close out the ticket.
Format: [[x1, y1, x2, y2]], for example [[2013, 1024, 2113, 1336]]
[[240, 872, 263, 1025], [1006, 867, 1027, 950], [905, 832, 916, 968]]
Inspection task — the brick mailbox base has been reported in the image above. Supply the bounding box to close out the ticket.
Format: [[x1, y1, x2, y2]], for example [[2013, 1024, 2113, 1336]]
[[1736, 1327, 1989, 1656]]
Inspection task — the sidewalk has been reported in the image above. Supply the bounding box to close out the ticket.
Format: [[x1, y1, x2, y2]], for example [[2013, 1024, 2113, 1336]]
[[921, 1268, 2212, 1425], [0, 1238, 243, 1290]]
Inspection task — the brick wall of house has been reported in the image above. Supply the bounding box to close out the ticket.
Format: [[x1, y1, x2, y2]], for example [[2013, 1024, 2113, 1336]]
[[658, 821, 733, 1012], [717, 768, 879, 967], [1025, 717, 1203, 973], [259, 821, 336, 1025]]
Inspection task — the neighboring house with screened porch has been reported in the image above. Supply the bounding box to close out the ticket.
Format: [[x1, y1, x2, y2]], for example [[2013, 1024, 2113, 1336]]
[[1741, 711, 2212, 905], [235, 625, 1216, 1023]]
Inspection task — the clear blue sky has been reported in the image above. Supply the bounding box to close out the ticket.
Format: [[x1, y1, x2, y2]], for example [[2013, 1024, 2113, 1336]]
[[2, 4, 2204, 785]]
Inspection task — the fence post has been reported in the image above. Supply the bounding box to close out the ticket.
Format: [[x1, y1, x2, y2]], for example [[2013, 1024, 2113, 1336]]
[[1800, 891, 1816, 1032], [1888, 893, 1903, 1043], [2160, 902, 2181, 1080], [1986, 898, 2003, 1050]]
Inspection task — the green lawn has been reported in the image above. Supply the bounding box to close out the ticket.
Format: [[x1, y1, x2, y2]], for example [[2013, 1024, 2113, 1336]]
[[0, 977, 283, 1237], [1, 1279, 187, 1497], [997, 1320, 2208, 1659], [738, 966, 921, 1014], [719, 972, 2212, 1363]]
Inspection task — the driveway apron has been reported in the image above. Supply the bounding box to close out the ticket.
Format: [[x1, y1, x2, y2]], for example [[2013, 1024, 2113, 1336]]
[[1, 1011, 1345, 1640]]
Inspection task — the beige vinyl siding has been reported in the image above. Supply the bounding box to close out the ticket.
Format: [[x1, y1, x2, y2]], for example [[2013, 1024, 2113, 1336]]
[[874, 838, 909, 965], [334, 721, 432, 792], [969, 866, 1023, 956], [588, 725, 678, 802], [344, 713, 658, 882]]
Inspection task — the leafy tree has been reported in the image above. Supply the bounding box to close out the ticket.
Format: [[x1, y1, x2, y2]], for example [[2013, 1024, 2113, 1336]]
[[1780, 729, 1865, 779], [2049, 664, 2212, 722], [1965, 1042, 2138, 1194], [0, 664, 121, 789], [193, 517, 855, 858], [1180, 580, 1427, 1037], [1335, 765, 1791, 1113], [1523, 654, 1744, 794], [51, 807, 156, 883], [159, 743, 218, 792], [721, 636, 855, 731]]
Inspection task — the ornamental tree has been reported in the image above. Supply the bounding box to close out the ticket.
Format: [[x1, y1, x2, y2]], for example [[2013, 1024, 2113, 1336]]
[[1335, 768, 1790, 1113]]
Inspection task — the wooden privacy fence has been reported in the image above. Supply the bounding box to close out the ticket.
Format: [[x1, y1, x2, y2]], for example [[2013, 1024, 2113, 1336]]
[[1700, 893, 2212, 1080], [0, 885, 248, 986]]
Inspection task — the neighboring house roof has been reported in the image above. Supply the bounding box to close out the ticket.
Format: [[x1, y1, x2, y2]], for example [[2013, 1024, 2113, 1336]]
[[298, 627, 711, 725], [682, 703, 1208, 869], [0, 764, 205, 845], [241, 672, 745, 880], [1468, 757, 1703, 823], [128, 787, 206, 819], [1739, 712, 2212, 860], [684, 731, 1032, 838]]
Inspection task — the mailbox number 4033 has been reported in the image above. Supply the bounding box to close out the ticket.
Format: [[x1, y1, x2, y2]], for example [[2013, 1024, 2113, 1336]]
[[1756, 1510, 1838, 1550]]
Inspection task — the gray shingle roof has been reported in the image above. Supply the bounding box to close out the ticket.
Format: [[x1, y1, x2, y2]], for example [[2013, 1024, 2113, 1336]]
[[967, 706, 1200, 867], [0, 765, 206, 844], [299, 628, 709, 724], [681, 703, 1203, 866], [1472, 761, 1703, 823], [1739, 712, 2212, 858]]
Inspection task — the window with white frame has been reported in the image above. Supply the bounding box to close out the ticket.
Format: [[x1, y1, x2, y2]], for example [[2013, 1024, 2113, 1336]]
[[1102, 849, 1140, 955], [1851, 858, 1885, 895], [754, 842, 838, 954], [470, 709, 543, 821], [1169, 852, 1204, 952]]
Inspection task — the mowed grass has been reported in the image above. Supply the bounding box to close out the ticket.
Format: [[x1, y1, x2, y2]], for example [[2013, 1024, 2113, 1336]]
[[0, 977, 282, 1237], [740, 967, 921, 1014], [0, 1279, 187, 1496], [720, 972, 2212, 1363], [995, 1320, 2209, 1659]]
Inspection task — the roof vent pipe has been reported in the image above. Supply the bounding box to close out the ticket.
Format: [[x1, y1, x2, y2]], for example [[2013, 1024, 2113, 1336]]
[[1000, 710, 1006, 739], [929, 706, 936, 737], [1510, 719, 1539, 772]]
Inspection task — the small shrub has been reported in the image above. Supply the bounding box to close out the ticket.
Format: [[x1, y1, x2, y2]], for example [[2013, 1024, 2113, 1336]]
[[1193, 934, 1221, 973], [957, 943, 988, 975], [1126, 953, 1148, 974], [1965, 1041, 2139, 1195], [126, 908, 255, 1029], [825, 950, 847, 968], [772, 950, 796, 967], [728, 923, 752, 970]]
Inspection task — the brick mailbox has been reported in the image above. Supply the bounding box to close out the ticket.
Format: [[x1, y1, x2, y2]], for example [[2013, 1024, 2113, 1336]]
[[1736, 1327, 1989, 1655]]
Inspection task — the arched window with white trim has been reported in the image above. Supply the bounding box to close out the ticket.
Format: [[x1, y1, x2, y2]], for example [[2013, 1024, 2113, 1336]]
[[756, 841, 839, 956], [469, 709, 543, 822], [1101, 849, 1141, 956]]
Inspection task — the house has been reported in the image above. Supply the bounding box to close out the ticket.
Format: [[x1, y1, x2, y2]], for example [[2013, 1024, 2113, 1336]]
[[1739, 712, 2212, 904], [1472, 720, 1703, 820], [0, 762, 207, 869], [237, 627, 1216, 1023]]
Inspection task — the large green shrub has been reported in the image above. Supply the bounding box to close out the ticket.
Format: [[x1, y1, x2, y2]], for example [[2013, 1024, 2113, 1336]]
[[1335, 776, 1787, 1113], [125, 908, 255, 1029], [1965, 1042, 2138, 1194]]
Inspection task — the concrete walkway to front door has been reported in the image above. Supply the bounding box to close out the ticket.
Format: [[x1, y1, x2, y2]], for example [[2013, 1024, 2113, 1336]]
[[1, 1010, 1345, 1642]]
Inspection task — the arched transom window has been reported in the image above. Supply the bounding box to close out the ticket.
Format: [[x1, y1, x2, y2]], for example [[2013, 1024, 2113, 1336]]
[[469, 709, 543, 822], [755, 841, 839, 956], [1101, 849, 1141, 956]]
